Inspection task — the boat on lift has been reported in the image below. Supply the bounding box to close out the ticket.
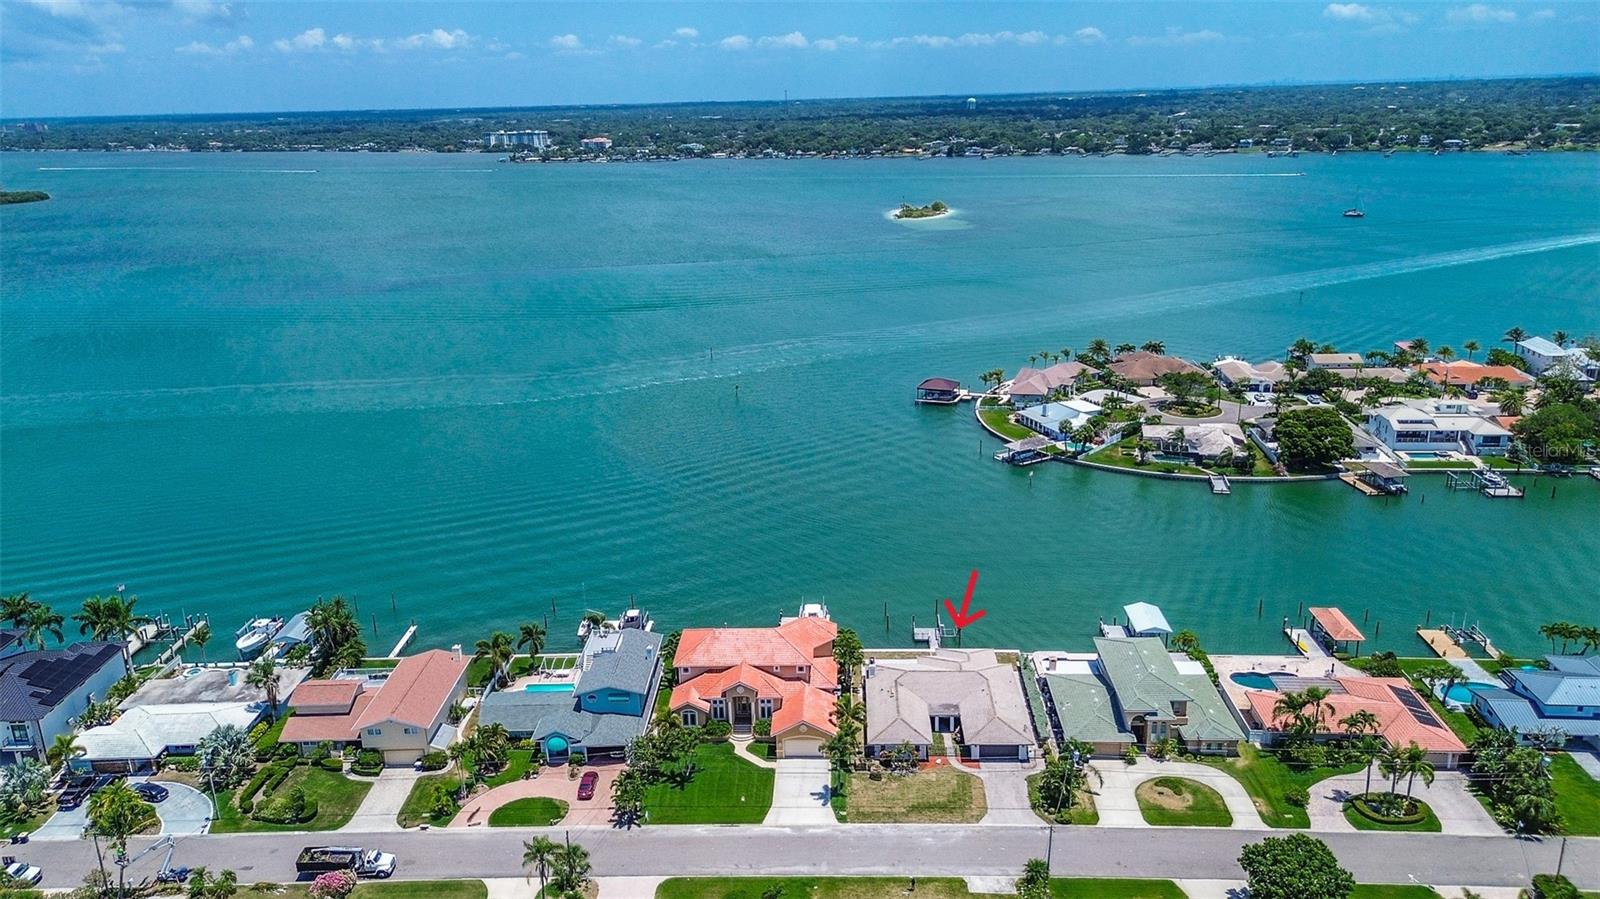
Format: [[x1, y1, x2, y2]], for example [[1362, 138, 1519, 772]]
[[235, 616, 285, 659], [577, 606, 655, 639], [780, 602, 831, 624]]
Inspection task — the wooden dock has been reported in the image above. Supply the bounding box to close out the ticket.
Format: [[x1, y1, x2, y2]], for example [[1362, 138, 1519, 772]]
[[1339, 473, 1383, 496], [385, 622, 418, 659], [1482, 484, 1525, 499], [1417, 628, 1468, 659]]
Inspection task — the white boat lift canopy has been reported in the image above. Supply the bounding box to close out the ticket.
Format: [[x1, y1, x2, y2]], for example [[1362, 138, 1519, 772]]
[[1123, 602, 1172, 638]]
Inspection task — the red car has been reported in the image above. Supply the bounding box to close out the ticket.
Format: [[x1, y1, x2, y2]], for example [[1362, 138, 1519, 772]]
[[577, 771, 599, 801]]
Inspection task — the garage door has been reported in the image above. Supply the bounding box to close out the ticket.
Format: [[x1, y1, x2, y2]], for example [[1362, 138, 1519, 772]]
[[976, 745, 1020, 760], [781, 737, 825, 758]]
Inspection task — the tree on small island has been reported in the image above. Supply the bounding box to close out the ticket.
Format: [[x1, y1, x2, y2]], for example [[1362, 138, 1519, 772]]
[[0, 190, 51, 205], [894, 201, 948, 219]]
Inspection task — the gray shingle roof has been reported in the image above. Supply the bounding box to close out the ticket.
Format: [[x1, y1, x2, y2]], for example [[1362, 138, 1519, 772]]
[[0, 641, 124, 721], [579, 629, 663, 696], [865, 649, 1035, 748], [477, 689, 652, 749], [1092, 637, 1244, 743]]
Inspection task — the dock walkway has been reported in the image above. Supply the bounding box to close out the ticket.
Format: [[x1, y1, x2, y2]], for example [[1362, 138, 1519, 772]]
[[1209, 475, 1231, 495], [1284, 627, 1330, 659], [1418, 628, 1467, 659], [1339, 473, 1382, 496]]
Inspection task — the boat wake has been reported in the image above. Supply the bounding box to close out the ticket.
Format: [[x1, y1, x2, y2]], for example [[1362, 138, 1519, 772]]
[[4, 231, 1595, 427]]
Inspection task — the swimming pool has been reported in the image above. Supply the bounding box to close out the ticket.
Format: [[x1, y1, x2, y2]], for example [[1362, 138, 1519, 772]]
[[1406, 451, 1445, 460], [1443, 682, 1496, 703], [524, 683, 574, 694], [1230, 672, 1284, 690]]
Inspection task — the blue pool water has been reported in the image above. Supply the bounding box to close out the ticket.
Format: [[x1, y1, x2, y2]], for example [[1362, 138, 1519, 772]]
[[525, 683, 574, 694], [1230, 672, 1281, 690], [1444, 682, 1496, 703]]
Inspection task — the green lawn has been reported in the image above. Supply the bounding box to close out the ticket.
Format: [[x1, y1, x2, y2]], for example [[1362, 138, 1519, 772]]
[[0, 802, 54, 838], [1135, 776, 1233, 827], [1027, 772, 1098, 825], [1348, 886, 1444, 899], [398, 771, 464, 829], [979, 407, 1033, 440], [211, 765, 373, 833], [654, 877, 1184, 899], [845, 766, 986, 824], [746, 741, 774, 761], [1387, 659, 1485, 742], [1343, 795, 1442, 832], [1086, 438, 1212, 476], [1405, 460, 1477, 469], [488, 796, 568, 827], [1194, 743, 1361, 828], [644, 742, 774, 824], [1552, 752, 1600, 835], [466, 748, 537, 788], [260, 881, 487, 899], [654, 686, 674, 720]]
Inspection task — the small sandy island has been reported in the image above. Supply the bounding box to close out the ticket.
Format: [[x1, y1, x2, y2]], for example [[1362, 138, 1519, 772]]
[[891, 201, 950, 220]]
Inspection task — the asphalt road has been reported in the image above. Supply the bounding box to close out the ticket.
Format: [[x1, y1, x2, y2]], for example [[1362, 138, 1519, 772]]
[[18, 825, 1599, 891]]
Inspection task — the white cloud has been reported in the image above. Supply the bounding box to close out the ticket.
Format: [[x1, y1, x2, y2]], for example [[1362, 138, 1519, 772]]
[[1073, 26, 1106, 44], [171, 0, 231, 23], [812, 35, 859, 51], [548, 33, 582, 49], [873, 30, 1066, 49], [609, 34, 642, 48], [1531, 8, 1556, 19], [1447, 4, 1518, 23], [718, 34, 752, 50], [1126, 28, 1224, 47], [15, 0, 121, 20], [1322, 3, 1419, 31], [331, 33, 356, 50], [273, 27, 325, 52], [757, 31, 808, 49], [673, 27, 698, 39], [1324, 3, 1376, 21], [397, 28, 471, 50], [176, 34, 252, 55]]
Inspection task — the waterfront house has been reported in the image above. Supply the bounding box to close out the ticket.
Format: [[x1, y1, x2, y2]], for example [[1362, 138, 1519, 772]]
[[1106, 352, 1205, 386], [1141, 423, 1248, 463], [863, 649, 1035, 761], [74, 703, 262, 774], [1091, 636, 1244, 755], [669, 616, 838, 758], [1017, 399, 1102, 442], [1239, 675, 1467, 767], [1514, 337, 1598, 382], [1, 640, 127, 766], [580, 136, 614, 152], [1471, 656, 1600, 749], [1306, 353, 1365, 371], [1330, 366, 1410, 384], [1213, 358, 1288, 392], [478, 628, 662, 763], [915, 377, 962, 404], [1008, 362, 1094, 405], [1364, 400, 1512, 457], [1032, 652, 1136, 757], [1416, 361, 1533, 390], [280, 648, 469, 765]]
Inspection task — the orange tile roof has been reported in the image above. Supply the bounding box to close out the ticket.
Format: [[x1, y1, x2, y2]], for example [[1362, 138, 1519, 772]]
[[288, 679, 361, 711], [1417, 362, 1532, 386], [1243, 677, 1466, 754], [771, 683, 838, 738], [280, 691, 375, 743], [1309, 607, 1365, 643], [674, 617, 836, 672], [669, 665, 836, 737], [355, 649, 469, 729]]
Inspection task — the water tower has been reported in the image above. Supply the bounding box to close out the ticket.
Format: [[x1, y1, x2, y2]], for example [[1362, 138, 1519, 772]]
[[965, 97, 977, 111]]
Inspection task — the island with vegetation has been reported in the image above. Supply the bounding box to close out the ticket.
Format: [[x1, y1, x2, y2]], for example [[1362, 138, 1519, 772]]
[[0, 190, 50, 205], [893, 201, 948, 220], [2, 77, 1594, 156]]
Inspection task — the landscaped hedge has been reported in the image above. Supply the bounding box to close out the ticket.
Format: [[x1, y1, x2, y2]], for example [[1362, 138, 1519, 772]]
[[163, 754, 200, 772], [1349, 793, 1429, 826], [418, 751, 448, 771], [240, 764, 277, 802], [318, 756, 345, 773], [251, 787, 318, 824], [351, 748, 384, 776], [1530, 873, 1581, 899], [702, 720, 732, 742]]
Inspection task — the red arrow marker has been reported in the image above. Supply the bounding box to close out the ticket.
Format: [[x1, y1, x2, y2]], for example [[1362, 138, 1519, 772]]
[[944, 569, 986, 629]]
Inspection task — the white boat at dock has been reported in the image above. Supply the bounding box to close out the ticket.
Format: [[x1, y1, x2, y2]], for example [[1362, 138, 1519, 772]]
[[780, 602, 830, 625], [577, 606, 655, 640], [235, 616, 285, 659]]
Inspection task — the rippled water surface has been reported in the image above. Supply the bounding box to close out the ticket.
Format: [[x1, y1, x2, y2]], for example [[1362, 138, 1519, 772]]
[[3, 151, 1597, 655]]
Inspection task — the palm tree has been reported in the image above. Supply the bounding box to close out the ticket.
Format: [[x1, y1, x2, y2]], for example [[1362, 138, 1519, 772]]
[[1114, 342, 1136, 356], [1141, 340, 1166, 355], [1, 592, 35, 628], [1463, 340, 1480, 362], [1289, 338, 1316, 361], [474, 631, 516, 689], [23, 603, 64, 650], [1272, 690, 1313, 734], [1552, 330, 1570, 348], [307, 596, 366, 674], [1539, 622, 1564, 653], [832, 693, 866, 731], [1059, 347, 1074, 363], [523, 836, 560, 896], [88, 780, 149, 898], [74, 594, 152, 668], [1492, 388, 1526, 417], [552, 842, 592, 894], [247, 655, 281, 719], [1302, 686, 1333, 733], [1340, 710, 1379, 737], [191, 621, 212, 663], [48, 732, 84, 770], [517, 622, 547, 658], [1356, 735, 1383, 796], [1377, 743, 1406, 797], [1085, 338, 1110, 364], [1503, 327, 1528, 345], [1400, 742, 1434, 800]]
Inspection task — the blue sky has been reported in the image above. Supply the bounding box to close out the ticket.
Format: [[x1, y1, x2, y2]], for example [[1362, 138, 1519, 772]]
[[2, 1, 1596, 117]]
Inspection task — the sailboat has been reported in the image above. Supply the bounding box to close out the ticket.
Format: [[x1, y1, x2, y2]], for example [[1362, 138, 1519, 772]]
[[1343, 190, 1365, 218]]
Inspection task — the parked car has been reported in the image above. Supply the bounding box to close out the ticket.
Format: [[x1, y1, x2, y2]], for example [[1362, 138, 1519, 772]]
[[133, 782, 169, 803], [3, 860, 44, 886], [577, 771, 599, 800], [55, 774, 115, 811]]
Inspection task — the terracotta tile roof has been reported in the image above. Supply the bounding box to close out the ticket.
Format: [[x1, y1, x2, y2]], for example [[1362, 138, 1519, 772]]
[[1243, 676, 1466, 754], [1418, 362, 1533, 386], [669, 665, 837, 737], [288, 679, 361, 711], [280, 691, 375, 744], [1106, 352, 1204, 382], [1309, 607, 1365, 643], [674, 617, 836, 672], [355, 649, 469, 729], [770, 682, 837, 738]]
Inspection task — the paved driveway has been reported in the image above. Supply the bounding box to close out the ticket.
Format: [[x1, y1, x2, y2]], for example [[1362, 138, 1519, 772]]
[[1090, 759, 1267, 829], [148, 779, 212, 836], [764, 758, 835, 825], [1306, 769, 1501, 835], [341, 768, 427, 832], [30, 802, 89, 841], [972, 760, 1041, 825], [452, 762, 621, 828]]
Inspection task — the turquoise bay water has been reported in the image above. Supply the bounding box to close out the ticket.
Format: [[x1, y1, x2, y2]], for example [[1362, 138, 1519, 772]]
[[2, 151, 1597, 657]]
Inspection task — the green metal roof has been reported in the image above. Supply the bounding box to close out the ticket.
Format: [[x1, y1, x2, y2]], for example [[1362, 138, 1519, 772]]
[[1092, 637, 1244, 743]]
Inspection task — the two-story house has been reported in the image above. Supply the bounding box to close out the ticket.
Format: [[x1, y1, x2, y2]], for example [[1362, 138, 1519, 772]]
[[478, 627, 663, 763], [280, 647, 469, 765], [1091, 636, 1243, 756], [669, 615, 839, 758], [1, 636, 128, 766], [1365, 400, 1512, 457], [1472, 655, 1600, 750], [1515, 337, 1599, 382]]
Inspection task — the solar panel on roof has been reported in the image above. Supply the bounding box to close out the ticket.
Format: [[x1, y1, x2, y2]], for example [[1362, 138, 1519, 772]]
[[1389, 685, 1442, 728]]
